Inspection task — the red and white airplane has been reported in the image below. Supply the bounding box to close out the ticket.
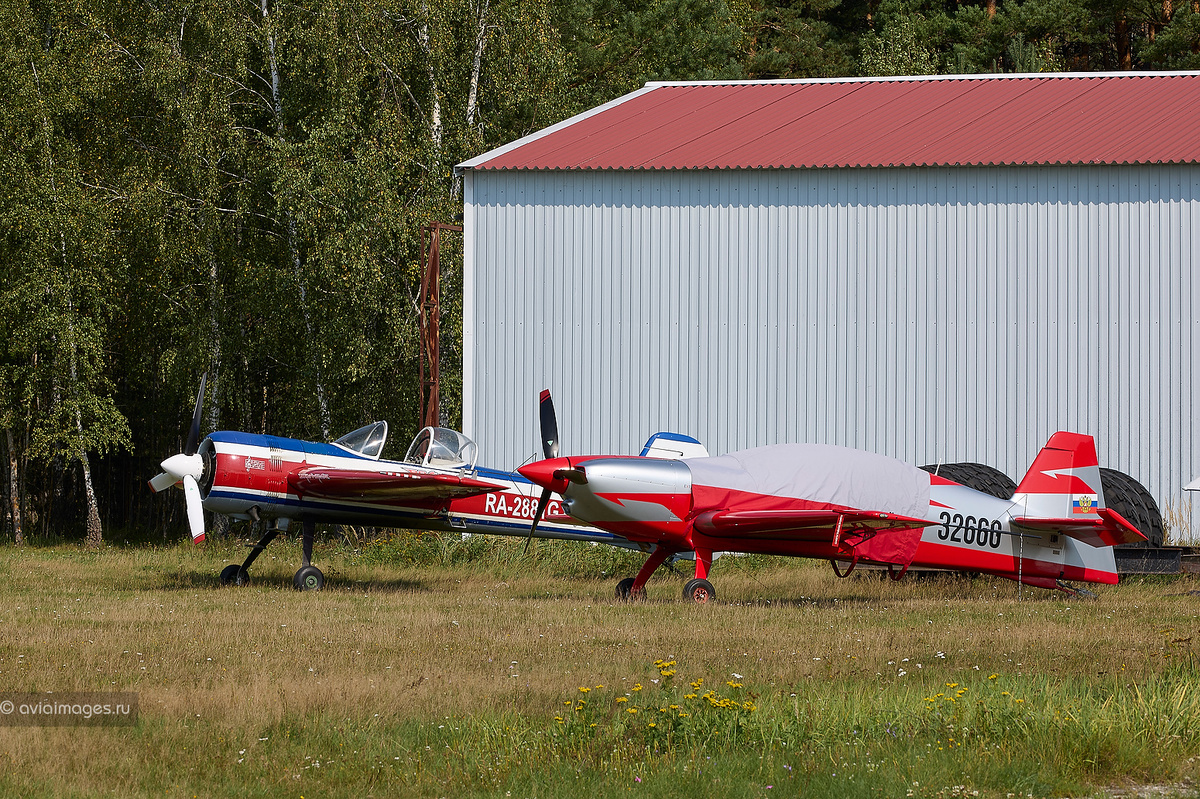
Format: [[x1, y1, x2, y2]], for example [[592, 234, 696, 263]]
[[518, 393, 1148, 602], [150, 378, 706, 590]]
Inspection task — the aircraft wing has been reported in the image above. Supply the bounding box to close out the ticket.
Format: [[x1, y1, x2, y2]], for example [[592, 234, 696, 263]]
[[693, 508, 937, 565], [290, 468, 506, 503], [1010, 508, 1148, 547]]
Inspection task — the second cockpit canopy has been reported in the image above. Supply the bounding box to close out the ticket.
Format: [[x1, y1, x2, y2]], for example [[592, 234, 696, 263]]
[[404, 426, 479, 470]]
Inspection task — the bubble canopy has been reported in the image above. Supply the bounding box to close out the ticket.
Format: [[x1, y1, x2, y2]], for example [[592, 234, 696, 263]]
[[332, 421, 388, 460], [404, 427, 479, 470]]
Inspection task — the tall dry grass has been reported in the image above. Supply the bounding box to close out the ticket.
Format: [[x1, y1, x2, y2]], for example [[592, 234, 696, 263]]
[[0, 535, 1197, 797]]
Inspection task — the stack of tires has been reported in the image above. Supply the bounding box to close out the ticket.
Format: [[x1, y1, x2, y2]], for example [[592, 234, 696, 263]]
[[918, 463, 1163, 547]]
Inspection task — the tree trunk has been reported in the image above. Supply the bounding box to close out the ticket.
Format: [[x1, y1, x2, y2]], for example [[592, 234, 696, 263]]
[[5, 429, 21, 546], [35, 62, 106, 548], [418, 2, 443, 148], [81, 451, 102, 549], [1115, 16, 1132, 69], [262, 0, 332, 440], [466, 0, 490, 128]]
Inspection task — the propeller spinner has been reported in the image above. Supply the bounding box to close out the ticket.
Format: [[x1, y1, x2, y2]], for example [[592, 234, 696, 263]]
[[148, 374, 209, 543]]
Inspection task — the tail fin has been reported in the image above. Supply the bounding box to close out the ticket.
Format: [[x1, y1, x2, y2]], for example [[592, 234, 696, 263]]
[[1012, 432, 1145, 547], [640, 432, 710, 460], [1013, 432, 1105, 517]]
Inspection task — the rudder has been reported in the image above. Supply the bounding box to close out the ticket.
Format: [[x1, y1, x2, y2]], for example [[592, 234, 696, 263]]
[[1012, 432, 1105, 519]]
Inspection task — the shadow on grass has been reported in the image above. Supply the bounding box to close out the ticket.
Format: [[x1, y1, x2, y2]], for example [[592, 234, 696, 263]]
[[150, 570, 431, 594]]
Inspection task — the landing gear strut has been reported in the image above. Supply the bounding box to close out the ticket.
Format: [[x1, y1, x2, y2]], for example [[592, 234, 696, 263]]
[[292, 522, 324, 591], [219, 518, 325, 591], [615, 547, 717, 604]]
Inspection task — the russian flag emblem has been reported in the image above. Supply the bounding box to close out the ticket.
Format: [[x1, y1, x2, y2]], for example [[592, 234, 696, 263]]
[[1072, 495, 1096, 514]]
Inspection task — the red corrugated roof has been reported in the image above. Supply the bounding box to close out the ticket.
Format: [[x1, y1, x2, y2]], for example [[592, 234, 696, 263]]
[[459, 73, 1200, 170]]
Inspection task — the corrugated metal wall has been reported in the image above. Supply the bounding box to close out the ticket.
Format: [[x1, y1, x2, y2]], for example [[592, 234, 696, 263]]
[[462, 165, 1200, 535]]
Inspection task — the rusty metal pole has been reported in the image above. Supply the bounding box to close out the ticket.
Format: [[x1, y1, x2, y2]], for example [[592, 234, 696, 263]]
[[419, 222, 462, 430]]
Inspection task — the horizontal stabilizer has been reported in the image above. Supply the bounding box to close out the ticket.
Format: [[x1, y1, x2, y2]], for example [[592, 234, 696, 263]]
[[1011, 507, 1147, 547], [291, 468, 505, 502]]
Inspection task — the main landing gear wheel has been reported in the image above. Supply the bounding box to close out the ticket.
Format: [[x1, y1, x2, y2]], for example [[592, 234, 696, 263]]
[[615, 577, 645, 601], [220, 564, 250, 587], [293, 565, 325, 592], [682, 578, 715, 604]]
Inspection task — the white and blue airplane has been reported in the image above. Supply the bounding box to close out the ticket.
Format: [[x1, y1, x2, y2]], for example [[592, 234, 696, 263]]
[[150, 381, 706, 590]]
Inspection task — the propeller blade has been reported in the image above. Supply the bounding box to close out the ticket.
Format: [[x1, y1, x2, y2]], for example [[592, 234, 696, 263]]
[[148, 472, 177, 493], [184, 373, 207, 457], [183, 475, 206, 543], [523, 487, 553, 554], [538, 389, 559, 460]]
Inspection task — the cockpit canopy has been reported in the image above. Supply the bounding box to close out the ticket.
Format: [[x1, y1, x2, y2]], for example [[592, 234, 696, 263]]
[[404, 427, 479, 470], [333, 421, 388, 460]]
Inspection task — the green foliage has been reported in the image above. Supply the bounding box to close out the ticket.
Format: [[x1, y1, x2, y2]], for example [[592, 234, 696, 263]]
[[743, 0, 857, 77], [1141, 1, 1200, 68], [552, 0, 747, 114], [4, 0, 1199, 540], [860, 11, 941, 75]]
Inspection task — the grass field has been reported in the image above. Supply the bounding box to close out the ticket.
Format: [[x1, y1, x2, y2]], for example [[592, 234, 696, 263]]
[[0, 532, 1198, 798]]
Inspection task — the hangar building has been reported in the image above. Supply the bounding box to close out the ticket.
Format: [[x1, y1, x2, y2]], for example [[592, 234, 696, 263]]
[[455, 73, 1200, 536]]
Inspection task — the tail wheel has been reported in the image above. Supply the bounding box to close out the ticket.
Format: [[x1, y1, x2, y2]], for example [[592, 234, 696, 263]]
[[919, 462, 1016, 499], [1100, 468, 1164, 547], [683, 578, 715, 604]]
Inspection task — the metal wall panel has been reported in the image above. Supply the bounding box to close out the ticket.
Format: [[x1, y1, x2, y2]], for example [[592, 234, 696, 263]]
[[462, 165, 1200, 536]]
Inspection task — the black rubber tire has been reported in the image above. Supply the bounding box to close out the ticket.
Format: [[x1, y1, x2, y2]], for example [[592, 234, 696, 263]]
[[293, 565, 325, 591], [220, 564, 241, 586], [920, 462, 1017, 499], [615, 577, 637, 601], [1100, 468, 1164, 547], [682, 578, 716, 604]]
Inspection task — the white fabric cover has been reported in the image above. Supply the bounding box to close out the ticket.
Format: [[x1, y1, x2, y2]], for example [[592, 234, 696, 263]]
[[685, 443, 931, 520]]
